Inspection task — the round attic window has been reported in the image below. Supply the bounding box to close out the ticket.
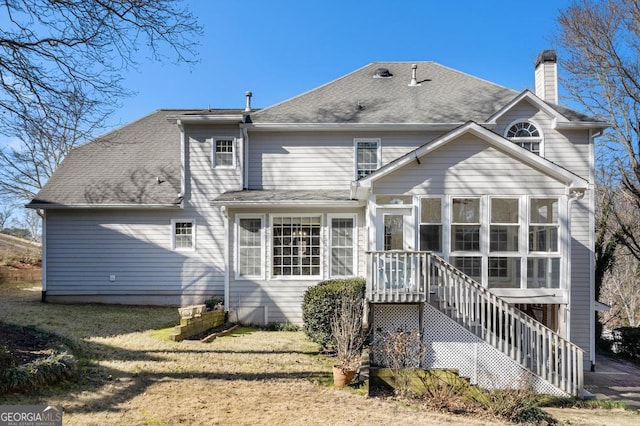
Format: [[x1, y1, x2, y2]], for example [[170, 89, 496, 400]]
[[506, 121, 542, 155], [507, 121, 540, 138]]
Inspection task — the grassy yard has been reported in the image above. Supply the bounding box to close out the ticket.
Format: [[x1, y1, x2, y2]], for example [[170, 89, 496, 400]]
[[1, 274, 639, 425]]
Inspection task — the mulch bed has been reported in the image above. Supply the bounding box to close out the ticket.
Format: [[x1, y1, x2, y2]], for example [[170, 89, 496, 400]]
[[0, 322, 57, 367]]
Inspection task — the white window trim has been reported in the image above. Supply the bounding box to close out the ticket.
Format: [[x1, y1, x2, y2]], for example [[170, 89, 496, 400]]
[[328, 213, 358, 278], [504, 119, 544, 157], [269, 213, 324, 280], [171, 219, 196, 252], [353, 138, 381, 180], [212, 137, 236, 169], [235, 214, 266, 280], [488, 196, 523, 289]]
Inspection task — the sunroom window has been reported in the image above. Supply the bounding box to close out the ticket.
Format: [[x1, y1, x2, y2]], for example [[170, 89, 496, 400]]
[[528, 198, 560, 288], [488, 198, 521, 288], [506, 121, 542, 155], [419, 197, 442, 252]]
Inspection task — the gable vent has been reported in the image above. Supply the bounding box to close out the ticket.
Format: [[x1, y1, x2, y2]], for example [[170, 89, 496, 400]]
[[374, 68, 393, 78]]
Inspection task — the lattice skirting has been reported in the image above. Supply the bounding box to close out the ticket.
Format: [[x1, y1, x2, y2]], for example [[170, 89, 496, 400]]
[[370, 303, 567, 396]]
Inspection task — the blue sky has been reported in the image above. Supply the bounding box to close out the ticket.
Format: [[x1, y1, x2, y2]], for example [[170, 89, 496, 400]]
[[113, 0, 575, 126]]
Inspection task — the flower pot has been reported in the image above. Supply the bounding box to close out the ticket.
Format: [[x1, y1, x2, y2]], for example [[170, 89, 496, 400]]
[[332, 365, 356, 388]]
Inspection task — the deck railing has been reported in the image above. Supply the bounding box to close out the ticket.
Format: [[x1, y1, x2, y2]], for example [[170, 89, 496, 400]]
[[367, 251, 584, 397]]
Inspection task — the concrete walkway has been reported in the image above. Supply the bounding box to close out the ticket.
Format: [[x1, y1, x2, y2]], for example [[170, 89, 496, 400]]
[[584, 354, 640, 410]]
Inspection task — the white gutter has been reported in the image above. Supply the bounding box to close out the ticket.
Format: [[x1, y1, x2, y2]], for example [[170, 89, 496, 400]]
[[26, 204, 182, 210], [178, 119, 186, 207], [222, 206, 230, 312], [41, 210, 47, 300], [212, 200, 363, 208], [241, 122, 470, 132], [168, 114, 245, 123]]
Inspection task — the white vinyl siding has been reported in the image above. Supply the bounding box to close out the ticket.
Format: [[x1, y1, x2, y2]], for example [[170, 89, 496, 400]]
[[44, 210, 224, 303], [246, 131, 441, 190]]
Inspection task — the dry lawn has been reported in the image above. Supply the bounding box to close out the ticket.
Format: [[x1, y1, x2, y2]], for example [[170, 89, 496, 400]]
[[1, 276, 638, 425]]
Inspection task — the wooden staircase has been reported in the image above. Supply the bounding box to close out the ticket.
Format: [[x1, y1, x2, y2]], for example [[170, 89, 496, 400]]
[[366, 251, 584, 397]]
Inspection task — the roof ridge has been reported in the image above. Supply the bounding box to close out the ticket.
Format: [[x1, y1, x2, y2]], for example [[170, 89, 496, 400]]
[[252, 62, 374, 115]]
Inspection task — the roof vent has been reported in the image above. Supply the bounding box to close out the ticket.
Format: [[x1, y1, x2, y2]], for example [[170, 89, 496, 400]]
[[408, 64, 421, 87], [244, 91, 252, 112], [374, 68, 393, 78]]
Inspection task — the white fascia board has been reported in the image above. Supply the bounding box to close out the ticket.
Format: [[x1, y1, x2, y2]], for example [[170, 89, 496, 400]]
[[25, 203, 182, 210], [553, 121, 610, 130], [490, 288, 568, 304], [211, 200, 363, 208], [486, 90, 570, 124], [167, 114, 244, 123], [241, 122, 467, 132]]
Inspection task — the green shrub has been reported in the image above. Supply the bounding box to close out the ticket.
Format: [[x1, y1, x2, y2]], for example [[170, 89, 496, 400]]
[[302, 277, 365, 350], [0, 344, 13, 369], [0, 351, 77, 394], [612, 327, 640, 360]]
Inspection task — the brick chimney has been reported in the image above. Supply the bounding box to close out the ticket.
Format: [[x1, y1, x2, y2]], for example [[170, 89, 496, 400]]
[[535, 50, 558, 104]]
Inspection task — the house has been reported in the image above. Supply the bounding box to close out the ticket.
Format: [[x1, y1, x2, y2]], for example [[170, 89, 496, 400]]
[[28, 50, 607, 396]]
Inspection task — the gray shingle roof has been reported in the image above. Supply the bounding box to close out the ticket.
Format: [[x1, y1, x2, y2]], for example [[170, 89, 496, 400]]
[[29, 109, 200, 207], [251, 62, 521, 124]]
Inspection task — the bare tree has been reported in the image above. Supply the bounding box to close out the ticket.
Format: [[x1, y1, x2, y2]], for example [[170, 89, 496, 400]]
[[0, 89, 107, 200], [601, 250, 640, 328], [20, 208, 41, 242], [0, 204, 13, 229], [556, 0, 640, 261], [0, 0, 201, 137]]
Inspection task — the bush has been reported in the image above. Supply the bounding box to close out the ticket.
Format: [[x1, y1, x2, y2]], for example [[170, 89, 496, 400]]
[[612, 327, 640, 360], [302, 278, 365, 350]]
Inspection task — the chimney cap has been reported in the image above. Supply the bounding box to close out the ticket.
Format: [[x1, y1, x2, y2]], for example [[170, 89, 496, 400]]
[[535, 50, 557, 67]]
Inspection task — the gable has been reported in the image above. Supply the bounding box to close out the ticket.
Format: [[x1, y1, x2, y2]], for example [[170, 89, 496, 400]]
[[353, 122, 588, 199], [373, 135, 568, 196]]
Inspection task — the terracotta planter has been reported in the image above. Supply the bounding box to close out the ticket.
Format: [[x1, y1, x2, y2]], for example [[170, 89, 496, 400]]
[[332, 365, 356, 388]]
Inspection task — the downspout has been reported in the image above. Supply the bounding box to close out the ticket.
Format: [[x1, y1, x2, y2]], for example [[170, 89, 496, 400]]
[[222, 206, 230, 312], [177, 120, 186, 206], [589, 128, 603, 371], [40, 209, 47, 303], [242, 126, 249, 190], [567, 187, 585, 356]]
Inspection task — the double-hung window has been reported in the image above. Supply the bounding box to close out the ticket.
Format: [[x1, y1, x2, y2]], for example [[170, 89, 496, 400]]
[[354, 138, 380, 179], [328, 215, 356, 277], [488, 198, 521, 288], [272, 215, 321, 277], [213, 138, 235, 168], [172, 220, 195, 251], [528, 198, 560, 288], [237, 216, 264, 278]]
